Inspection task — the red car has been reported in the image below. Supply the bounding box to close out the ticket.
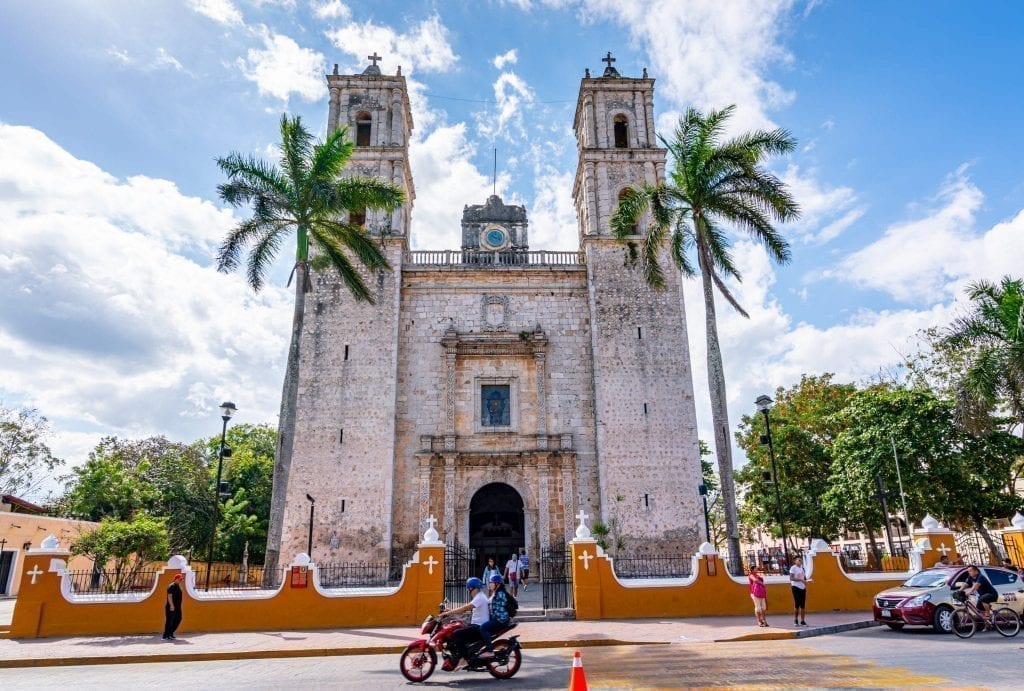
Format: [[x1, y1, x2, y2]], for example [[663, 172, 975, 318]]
[[873, 565, 1024, 633]]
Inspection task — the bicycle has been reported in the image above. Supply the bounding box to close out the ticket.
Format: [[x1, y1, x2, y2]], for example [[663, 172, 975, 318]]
[[950, 590, 1020, 638]]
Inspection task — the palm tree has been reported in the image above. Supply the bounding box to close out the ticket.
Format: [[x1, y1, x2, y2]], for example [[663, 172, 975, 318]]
[[942, 276, 1024, 432], [611, 105, 799, 569], [216, 114, 404, 574]]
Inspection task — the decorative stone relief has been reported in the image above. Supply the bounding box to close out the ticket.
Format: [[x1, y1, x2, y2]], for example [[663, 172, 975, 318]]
[[481, 294, 509, 332]]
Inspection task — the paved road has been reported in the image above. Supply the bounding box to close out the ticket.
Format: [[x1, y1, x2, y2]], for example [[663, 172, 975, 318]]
[[6, 630, 1021, 689]]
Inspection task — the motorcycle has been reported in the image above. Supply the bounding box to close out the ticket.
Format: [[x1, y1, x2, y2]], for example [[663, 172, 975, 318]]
[[399, 599, 522, 682]]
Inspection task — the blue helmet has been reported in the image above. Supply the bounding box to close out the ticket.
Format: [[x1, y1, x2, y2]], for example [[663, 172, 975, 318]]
[[489, 573, 504, 584], [466, 577, 484, 590]]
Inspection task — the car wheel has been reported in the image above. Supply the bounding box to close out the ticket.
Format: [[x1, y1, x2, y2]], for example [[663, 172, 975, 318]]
[[885, 622, 905, 631], [932, 605, 954, 633]]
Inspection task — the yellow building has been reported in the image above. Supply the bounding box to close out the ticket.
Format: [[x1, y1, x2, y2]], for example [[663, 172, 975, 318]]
[[1, 494, 97, 596]]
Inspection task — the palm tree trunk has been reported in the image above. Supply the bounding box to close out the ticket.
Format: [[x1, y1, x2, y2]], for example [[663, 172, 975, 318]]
[[695, 233, 742, 572], [263, 262, 308, 577]]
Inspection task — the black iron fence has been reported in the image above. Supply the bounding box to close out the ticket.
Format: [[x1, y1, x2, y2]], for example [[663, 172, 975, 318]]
[[318, 562, 395, 588], [541, 544, 573, 610], [611, 554, 693, 579], [444, 542, 477, 608], [192, 564, 286, 591], [66, 568, 160, 595]]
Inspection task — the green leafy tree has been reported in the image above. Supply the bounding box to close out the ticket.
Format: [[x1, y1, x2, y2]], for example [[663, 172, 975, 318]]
[[736, 374, 856, 547], [58, 437, 211, 554], [0, 405, 64, 498], [71, 513, 171, 592], [216, 115, 405, 573], [941, 276, 1024, 432], [610, 105, 799, 567], [698, 440, 727, 549]]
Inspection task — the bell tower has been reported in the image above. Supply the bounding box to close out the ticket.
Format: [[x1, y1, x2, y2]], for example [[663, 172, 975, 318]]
[[572, 54, 704, 556]]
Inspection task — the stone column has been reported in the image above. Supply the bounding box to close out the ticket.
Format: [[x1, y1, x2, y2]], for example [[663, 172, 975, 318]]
[[417, 454, 432, 531], [644, 92, 656, 146], [585, 161, 598, 236], [443, 454, 457, 541], [533, 333, 548, 450], [561, 455, 576, 544], [441, 327, 458, 450], [391, 87, 403, 145], [328, 86, 341, 131], [537, 453, 551, 547]]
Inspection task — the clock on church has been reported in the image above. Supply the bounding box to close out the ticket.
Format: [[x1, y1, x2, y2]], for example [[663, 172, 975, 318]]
[[481, 225, 509, 250]]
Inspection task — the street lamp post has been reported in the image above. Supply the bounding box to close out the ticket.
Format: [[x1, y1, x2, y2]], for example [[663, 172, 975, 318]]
[[305, 494, 316, 558], [698, 484, 711, 543], [755, 395, 790, 569], [205, 401, 237, 591]]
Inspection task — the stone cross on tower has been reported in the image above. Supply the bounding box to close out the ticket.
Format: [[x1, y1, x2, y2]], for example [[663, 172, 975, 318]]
[[367, 52, 381, 67], [601, 51, 620, 77]]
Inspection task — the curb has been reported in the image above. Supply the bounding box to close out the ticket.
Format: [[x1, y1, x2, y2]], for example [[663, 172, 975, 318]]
[[0, 639, 666, 669], [716, 619, 878, 642]]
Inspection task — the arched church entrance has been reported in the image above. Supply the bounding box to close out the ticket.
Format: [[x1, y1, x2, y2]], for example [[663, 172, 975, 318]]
[[469, 483, 524, 575]]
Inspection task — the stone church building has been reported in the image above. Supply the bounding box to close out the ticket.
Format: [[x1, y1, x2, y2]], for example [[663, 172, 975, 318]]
[[277, 55, 704, 566]]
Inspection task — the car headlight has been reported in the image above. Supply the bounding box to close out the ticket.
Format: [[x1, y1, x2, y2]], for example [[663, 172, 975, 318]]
[[905, 594, 932, 607]]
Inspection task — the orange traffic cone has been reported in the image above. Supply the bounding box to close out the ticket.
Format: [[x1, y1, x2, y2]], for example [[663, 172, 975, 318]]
[[569, 650, 588, 690]]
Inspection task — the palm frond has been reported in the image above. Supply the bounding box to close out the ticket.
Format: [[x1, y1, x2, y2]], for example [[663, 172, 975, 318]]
[[336, 177, 406, 214], [311, 231, 375, 303], [244, 222, 290, 292], [313, 219, 391, 272]]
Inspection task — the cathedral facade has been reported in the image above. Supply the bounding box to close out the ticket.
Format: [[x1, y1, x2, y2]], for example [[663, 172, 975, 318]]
[[276, 56, 704, 566]]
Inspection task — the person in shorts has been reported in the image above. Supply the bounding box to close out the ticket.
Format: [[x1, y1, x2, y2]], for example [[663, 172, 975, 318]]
[[518, 548, 530, 590], [748, 565, 768, 627], [504, 552, 520, 597]]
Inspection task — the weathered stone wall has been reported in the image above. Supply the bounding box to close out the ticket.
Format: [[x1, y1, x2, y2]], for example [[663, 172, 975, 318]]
[[281, 239, 405, 562], [390, 266, 600, 554]]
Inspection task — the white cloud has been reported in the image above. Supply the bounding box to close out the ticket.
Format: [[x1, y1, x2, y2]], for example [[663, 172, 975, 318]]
[[407, 123, 497, 250], [781, 164, 864, 244], [239, 27, 326, 103], [189, 0, 243, 26], [827, 167, 1024, 304], [582, 0, 797, 134], [493, 49, 518, 70], [312, 0, 350, 20], [476, 72, 535, 140], [106, 46, 186, 73], [0, 124, 292, 468], [325, 14, 458, 77]]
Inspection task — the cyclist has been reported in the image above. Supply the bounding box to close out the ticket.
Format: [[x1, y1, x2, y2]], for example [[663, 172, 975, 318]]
[[958, 565, 998, 619]]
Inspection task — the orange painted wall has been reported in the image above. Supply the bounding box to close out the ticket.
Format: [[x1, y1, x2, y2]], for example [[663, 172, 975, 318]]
[[569, 539, 949, 620], [10, 546, 444, 639]]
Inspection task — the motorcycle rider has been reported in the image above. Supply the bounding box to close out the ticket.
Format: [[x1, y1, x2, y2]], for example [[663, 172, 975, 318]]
[[443, 577, 493, 665]]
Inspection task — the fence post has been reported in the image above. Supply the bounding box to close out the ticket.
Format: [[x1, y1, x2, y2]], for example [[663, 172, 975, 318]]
[[912, 514, 960, 568]]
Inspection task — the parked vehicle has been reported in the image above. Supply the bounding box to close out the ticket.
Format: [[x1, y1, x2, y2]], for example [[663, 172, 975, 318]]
[[399, 600, 522, 682], [873, 566, 1024, 633]]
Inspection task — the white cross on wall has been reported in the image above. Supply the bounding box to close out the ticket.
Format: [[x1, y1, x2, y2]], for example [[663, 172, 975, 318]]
[[578, 550, 593, 570], [423, 556, 438, 575], [576, 510, 589, 525], [27, 565, 43, 584], [425, 515, 438, 531], [937, 543, 951, 556]]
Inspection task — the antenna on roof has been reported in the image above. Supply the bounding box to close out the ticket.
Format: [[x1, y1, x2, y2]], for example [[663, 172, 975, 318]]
[[493, 148, 497, 196]]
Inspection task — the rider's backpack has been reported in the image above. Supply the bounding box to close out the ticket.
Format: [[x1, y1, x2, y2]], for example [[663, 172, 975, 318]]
[[505, 592, 519, 618]]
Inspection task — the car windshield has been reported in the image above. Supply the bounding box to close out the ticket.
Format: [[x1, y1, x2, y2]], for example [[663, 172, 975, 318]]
[[902, 569, 952, 588]]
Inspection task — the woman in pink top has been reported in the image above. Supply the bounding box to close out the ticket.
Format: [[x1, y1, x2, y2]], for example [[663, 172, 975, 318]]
[[748, 565, 769, 627]]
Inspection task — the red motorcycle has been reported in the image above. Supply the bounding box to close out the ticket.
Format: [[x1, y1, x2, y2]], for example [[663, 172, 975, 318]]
[[399, 600, 522, 682]]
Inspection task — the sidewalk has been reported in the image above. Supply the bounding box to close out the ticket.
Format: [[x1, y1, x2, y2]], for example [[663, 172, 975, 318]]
[[0, 610, 875, 669]]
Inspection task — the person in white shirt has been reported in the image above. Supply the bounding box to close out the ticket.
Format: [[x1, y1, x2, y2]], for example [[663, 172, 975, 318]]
[[504, 553, 521, 597], [789, 555, 808, 626], [443, 577, 493, 664]]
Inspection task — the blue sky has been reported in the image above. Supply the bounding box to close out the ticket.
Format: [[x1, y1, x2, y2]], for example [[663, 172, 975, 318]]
[[1, 0, 1022, 498]]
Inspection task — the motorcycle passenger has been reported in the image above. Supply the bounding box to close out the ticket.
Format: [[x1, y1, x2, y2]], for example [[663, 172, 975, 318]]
[[444, 577, 493, 664], [959, 565, 998, 616], [479, 573, 512, 655]]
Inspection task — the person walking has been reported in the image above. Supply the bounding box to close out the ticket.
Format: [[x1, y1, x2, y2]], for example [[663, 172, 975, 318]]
[[748, 565, 769, 627], [518, 548, 530, 590], [789, 555, 808, 626], [162, 573, 184, 640], [482, 557, 501, 584], [504, 552, 521, 597]]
